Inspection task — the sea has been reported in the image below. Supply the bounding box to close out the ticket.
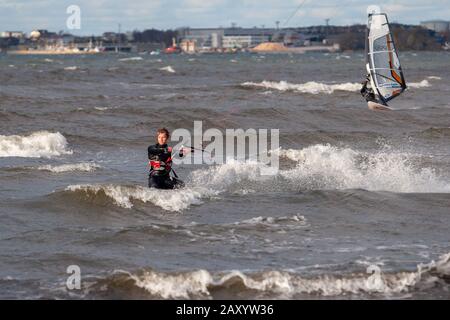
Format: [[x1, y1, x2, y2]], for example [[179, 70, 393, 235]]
[[0, 51, 449, 299]]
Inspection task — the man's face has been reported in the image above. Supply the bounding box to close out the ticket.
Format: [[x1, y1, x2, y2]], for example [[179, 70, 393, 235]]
[[158, 133, 168, 145]]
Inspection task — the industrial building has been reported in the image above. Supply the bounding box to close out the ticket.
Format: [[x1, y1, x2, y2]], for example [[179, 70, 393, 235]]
[[178, 27, 274, 50], [421, 20, 450, 32]]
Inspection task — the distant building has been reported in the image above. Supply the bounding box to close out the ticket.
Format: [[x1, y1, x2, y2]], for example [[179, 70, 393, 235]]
[[421, 20, 450, 32], [1, 31, 24, 38], [102, 32, 119, 42], [222, 35, 267, 48], [178, 27, 274, 50], [180, 39, 196, 53], [177, 28, 224, 49], [222, 28, 271, 48], [126, 32, 134, 42]]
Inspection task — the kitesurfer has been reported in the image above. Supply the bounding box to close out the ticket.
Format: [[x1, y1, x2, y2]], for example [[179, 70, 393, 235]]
[[148, 128, 185, 189]]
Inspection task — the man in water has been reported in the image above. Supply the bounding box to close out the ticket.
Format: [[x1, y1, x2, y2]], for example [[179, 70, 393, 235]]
[[148, 128, 185, 189], [360, 74, 390, 111]]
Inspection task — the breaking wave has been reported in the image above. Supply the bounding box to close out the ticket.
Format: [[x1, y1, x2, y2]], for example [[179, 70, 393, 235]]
[[159, 66, 176, 73], [37, 163, 100, 173], [60, 144, 450, 211], [408, 76, 441, 88], [118, 57, 143, 62], [81, 252, 450, 299], [63, 184, 218, 211], [0, 131, 72, 158], [408, 80, 430, 88], [278, 145, 450, 193], [241, 81, 361, 94]]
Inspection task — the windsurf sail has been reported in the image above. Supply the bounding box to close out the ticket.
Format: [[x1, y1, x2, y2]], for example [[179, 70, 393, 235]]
[[365, 13, 407, 104]]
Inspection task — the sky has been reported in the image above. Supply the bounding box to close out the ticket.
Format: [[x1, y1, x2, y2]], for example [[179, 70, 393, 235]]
[[0, 0, 449, 35]]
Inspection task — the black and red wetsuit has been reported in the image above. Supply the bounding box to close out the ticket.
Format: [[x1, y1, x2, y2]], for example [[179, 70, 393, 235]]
[[147, 143, 184, 189]]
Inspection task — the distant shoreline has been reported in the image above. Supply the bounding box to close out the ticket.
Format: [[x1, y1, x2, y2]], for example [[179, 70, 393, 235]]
[[6, 49, 101, 55]]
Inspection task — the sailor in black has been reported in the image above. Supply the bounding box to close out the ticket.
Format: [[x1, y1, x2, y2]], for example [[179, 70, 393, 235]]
[[360, 74, 388, 106], [148, 128, 185, 189]]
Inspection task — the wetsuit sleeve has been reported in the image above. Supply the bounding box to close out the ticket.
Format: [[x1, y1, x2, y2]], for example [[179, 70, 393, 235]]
[[360, 80, 368, 94]]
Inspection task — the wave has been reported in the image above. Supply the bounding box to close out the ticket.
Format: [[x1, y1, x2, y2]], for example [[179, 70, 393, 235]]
[[159, 66, 176, 73], [0, 131, 72, 158], [94, 107, 110, 111], [59, 144, 450, 211], [119, 57, 143, 62], [237, 214, 306, 227], [37, 163, 100, 173], [408, 79, 430, 88], [278, 145, 450, 193], [63, 184, 218, 211], [56, 143, 450, 211], [408, 76, 441, 89], [63, 66, 78, 71], [81, 252, 450, 299], [190, 145, 450, 194], [242, 76, 439, 94], [241, 81, 361, 94], [417, 127, 450, 138]]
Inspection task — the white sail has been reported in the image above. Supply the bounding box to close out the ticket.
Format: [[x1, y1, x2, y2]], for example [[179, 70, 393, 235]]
[[366, 13, 407, 103]]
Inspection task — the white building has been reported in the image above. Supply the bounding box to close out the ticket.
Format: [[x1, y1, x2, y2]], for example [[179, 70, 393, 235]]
[[178, 27, 275, 50], [222, 35, 270, 48], [421, 20, 450, 32], [1, 31, 24, 38]]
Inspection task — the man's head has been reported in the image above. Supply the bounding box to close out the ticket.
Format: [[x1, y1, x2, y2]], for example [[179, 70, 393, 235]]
[[156, 128, 170, 145]]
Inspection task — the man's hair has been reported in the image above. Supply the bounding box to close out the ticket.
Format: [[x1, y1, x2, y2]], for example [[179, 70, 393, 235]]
[[156, 127, 170, 139]]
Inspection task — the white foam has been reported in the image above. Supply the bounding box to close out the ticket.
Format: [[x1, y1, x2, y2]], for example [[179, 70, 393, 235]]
[[44, 58, 53, 62], [65, 184, 218, 211], [113, 252, 450, 298], [408, 79, 430, 88], [427, 76, 441, 80], [159, 66, 176, 73], [119, 57, 143, 62], [190, 159, 273, 190], [64, 144, 450, 211], [94, 107, 109, 111], [38, 163, 100, 173], [241, 81, 361, 94], [64, 66, 78, 71], [238, 214, 306, 226], [126, 269, 212, 299], [210, 146, 450, 193], [279, 145, 450, 193], [336, 55, 351, 60], [0, 131, 72, 158]]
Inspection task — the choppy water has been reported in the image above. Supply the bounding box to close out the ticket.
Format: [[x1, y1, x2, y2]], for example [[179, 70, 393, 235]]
[[1, 51, 450, 299]]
